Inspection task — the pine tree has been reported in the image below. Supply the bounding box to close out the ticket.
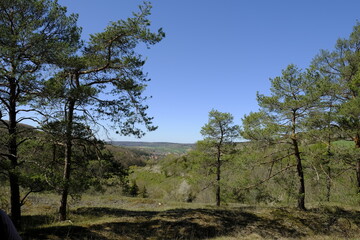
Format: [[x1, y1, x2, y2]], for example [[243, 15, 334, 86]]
[[35, 2, 164, 221], [200, 109, 240, 206], [0, 0, 80, 227], [312, 22, 360, 192], [241, 65, 322, 210]]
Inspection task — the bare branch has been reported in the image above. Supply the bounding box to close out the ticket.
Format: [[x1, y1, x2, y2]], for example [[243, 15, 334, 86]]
[[20, 187, 43, 206]]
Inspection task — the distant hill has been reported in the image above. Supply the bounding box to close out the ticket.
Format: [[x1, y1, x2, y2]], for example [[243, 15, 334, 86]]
[[0, 120, 36, 130], [109, 141, 195, 155]]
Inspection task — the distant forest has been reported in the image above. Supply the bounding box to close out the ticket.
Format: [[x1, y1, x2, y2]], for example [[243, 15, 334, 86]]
[[109, 141, 194, 155]]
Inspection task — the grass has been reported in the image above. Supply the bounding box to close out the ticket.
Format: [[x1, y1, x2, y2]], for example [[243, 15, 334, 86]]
[[18, 192, 360, 240]]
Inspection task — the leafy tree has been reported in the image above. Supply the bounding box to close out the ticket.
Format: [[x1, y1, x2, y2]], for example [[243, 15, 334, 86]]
[[312, 22, 360, 192], [35, 2, 164, 220], [200, 109, 240, 206], [241, 65, 321, 210], [12, 124, 129, 208], [0, 0, 80, 227]]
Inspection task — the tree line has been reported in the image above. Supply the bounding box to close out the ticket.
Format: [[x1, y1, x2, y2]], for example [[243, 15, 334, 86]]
[[0, 0, 164, 228], [175, 22, 360, 209]]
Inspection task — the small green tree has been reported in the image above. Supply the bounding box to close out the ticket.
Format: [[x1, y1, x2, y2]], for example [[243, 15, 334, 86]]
[[129, 181, 139, 197], [200, 109, 240, 206], [141, 186, 148, 198]]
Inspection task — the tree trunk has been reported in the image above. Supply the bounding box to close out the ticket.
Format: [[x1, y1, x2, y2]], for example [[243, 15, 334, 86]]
[[325, 140, 332, 202], [59, 99, 75, 221], [215, 125, 225, 207], [292, 138, 306, 210], [216, 154, 221, 207], [8, 80, 21, 229], [291, 112, 306, 211], [326, 166, 331, 202], [355, 135, 360, 193], [9, 173, 21, 229]]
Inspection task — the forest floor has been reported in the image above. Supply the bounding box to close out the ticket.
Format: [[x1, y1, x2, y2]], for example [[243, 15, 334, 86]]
[[19, 193, 360, 240]]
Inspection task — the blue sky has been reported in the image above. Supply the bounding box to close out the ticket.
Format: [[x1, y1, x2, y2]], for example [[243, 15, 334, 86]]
[[58, 0, 360, 143]]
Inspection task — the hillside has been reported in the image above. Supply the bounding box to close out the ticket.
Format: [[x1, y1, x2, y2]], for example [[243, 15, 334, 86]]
[[109, 141, 195, 156]]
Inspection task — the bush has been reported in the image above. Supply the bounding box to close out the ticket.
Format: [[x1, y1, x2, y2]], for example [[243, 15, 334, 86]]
[[129, 181, 139, 197]]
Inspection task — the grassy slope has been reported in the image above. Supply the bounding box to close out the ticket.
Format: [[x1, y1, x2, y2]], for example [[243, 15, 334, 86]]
[[20, 193, 360, 240]]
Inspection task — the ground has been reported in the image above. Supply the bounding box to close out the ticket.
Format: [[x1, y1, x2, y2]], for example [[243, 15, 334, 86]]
[[19, 193, 360, 240]]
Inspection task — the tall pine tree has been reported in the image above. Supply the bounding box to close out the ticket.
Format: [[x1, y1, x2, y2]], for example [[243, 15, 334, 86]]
[[35, 2, 164, 220], [0, 0, 80, 227], [241, 65, 322, 210]]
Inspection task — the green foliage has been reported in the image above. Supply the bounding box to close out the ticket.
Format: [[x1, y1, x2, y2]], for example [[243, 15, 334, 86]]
[[13, 126, 130, 202], [241, 111, 280, 144], [129, 165, 167, 199], [241, 64, 325, 210], [16, 1, 165, 221], [311, 21, 360, 194], [39, 1, 164, 138], [201, 109, 240, 143], [311, 22, 360, 139], [0, 0, 82, 226]]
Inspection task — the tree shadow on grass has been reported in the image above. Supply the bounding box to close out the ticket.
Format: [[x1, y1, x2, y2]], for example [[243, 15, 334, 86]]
[[22, 214, 54, 229], [74, 207, 303, 239], [22, 225, 107, 240], [22, 207, 305, 239], [21, 206, 360, 239]]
